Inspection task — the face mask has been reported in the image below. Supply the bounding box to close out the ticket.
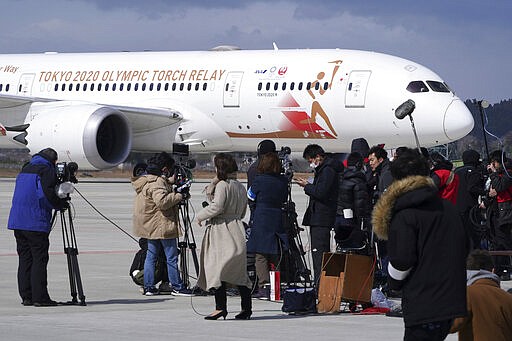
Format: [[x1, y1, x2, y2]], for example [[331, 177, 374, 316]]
[[310, 162, 318, 169]]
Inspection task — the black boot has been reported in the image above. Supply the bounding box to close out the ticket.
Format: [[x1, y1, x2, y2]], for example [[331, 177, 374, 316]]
[[236, 285, 252, 320]]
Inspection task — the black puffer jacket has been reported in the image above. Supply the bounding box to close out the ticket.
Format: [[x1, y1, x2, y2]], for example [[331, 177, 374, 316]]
[[372, 175, 467, 327], [336, 167, 370, 220]]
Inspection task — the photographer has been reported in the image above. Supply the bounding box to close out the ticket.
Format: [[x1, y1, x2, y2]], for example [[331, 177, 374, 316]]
[[486, 150, 512, 281], [8, 148, 67, 307], [131, 152, 192, 296]]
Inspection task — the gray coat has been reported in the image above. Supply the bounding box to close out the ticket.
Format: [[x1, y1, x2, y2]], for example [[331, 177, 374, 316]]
[[196, 178, 252, 290]]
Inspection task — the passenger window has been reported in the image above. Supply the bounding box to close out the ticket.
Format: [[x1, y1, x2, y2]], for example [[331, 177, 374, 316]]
[[195, 83, 199, 91], [426, 81, 450, 93], [54, 84, 58, 91], [203, 83, 207, 91], [324, 82, 329, 90], [290, 82, 295, 90], [105, 83, 110, 91], [266, 82, 270, 91], [90, 83, 95, 91], [274, 82, 279, 91], [306, 82, 312, 90], [314, 82, 320, 90], [97, 83, 102, 91], [61, 84, 65, 91], [187, 83, 192, 91], [298, 82, 303, 90], [76, 84, 80, 91], [258, 82, 262, 91], [406, 81, 429, 93], [134, 83, 139, 91], [5, 84, 9, 92], [282, 82, 287, 91]]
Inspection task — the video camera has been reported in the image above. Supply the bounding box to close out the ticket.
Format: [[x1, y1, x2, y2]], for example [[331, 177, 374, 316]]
[[278, 146, 293, 180], [55, 162, 78, 199], [172, 143, 195, 197], [56, 162, 78, 184]]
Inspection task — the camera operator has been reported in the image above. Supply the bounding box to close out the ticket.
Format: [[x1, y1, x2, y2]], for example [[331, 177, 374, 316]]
[[131, 152, 193, 296], [486, 150, 512, 281], [7, 148, 68, 307], [246, 152, 289, 295]]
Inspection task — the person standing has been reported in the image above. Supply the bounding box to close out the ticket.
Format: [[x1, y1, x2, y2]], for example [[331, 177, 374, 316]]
[[246, 139, 277, 295], [294, 144, 340, 286], [372, 147, 467, 341], [8, 148, 66, 307], [487, 150, 512, 281], [197, 153, 253, 320], [455, 149, 486, 250], [132, 152, 192, 296], [335, 152, 371, 251], [247, 152, 289, 291], [430, 151, 460, 205], [450, 249, 512, 341]]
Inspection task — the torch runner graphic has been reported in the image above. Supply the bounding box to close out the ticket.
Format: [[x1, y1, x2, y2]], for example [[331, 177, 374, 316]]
[[299, 60, 343, 137]]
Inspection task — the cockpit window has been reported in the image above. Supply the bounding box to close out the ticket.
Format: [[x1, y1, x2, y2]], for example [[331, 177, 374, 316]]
[[406, 81, 429, 93], [426, 81, 450, 93]]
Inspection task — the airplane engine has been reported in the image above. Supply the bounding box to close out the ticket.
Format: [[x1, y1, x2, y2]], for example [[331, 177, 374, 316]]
[[24, 103, 132, 169]]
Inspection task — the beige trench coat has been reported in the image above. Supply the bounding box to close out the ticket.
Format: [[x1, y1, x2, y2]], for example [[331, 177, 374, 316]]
[[132, 174, 183, 239], [196, 178, 252, 290]]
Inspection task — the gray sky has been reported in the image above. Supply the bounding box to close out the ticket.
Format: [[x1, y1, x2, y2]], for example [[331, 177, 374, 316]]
[[1, 0, 510, 103]]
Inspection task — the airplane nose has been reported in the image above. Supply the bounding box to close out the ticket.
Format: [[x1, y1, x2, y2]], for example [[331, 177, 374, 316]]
[[444, 99, 474, 141]]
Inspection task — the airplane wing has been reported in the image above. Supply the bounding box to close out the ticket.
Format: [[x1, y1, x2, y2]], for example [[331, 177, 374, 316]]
[[110, 104, 182, 133], [0, 93, 183, 133]]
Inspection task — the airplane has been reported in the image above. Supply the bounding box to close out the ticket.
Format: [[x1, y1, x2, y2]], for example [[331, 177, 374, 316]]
[[0, 46, 474, 169]]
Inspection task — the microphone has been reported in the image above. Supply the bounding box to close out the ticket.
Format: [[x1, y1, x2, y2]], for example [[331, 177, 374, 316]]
[[395, 99, 416, 120]]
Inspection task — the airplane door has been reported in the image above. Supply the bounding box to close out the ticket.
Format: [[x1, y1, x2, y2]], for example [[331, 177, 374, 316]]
[[345, 70, 371, 108], [223, 71, 244, 107], [17, 73, 35, 96]]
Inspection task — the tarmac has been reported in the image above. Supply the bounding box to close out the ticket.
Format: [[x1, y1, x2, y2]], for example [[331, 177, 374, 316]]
[[0, 177, 510, 340]]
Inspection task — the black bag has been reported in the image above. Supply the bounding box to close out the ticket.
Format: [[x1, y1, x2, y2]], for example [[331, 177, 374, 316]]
[[281, 287, 316, 314]]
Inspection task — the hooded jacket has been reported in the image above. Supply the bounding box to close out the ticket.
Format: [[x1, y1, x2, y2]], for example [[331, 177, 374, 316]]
[[132, 174, 183, 239], [372, 175, 467, 327], [336, 166, 370, 220], [8, 154, 63, 233]]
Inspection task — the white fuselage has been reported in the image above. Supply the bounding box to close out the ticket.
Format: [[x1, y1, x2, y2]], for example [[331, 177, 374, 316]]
[[0, 48, 474, 168]]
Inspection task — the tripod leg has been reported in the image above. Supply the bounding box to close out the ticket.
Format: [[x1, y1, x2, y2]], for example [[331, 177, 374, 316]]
[[178, 241, 189, 288], [67, 210, 86, 305], [61, 211, 78, 303]]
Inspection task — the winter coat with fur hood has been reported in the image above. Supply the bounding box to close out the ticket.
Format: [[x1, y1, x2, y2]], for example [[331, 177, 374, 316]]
[[132, 174, 183, 240], [372, 175, 467, 327]]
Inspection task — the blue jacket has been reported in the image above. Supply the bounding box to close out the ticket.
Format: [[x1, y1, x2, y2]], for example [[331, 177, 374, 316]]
[[247, 174, 289, 254], [8, 154, 62, 233]]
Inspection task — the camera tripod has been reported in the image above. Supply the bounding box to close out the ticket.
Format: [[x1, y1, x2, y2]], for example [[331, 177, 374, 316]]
[[282, 181, 312, 284], [51, 203, 86, 306], [177, 199, 199, 288]]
